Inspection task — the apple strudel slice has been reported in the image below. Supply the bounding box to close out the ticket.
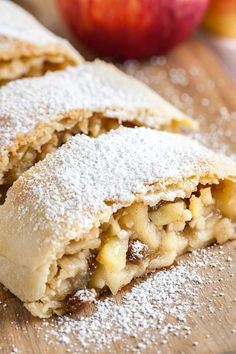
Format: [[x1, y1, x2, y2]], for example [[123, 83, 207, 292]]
[[0, 0, 82, 84], [0, 60, 195, 187], [0, 127, 235, 318]]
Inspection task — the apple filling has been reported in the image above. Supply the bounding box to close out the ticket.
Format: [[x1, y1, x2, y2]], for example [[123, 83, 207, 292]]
[[25, 182, 236, 317], [0, 55, 73, 85], [90, 184, 236, 294], [1, 116, 121, 186]]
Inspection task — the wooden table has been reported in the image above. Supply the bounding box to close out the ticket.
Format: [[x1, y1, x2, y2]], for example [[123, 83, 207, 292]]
[[2, 4, 236, 353]]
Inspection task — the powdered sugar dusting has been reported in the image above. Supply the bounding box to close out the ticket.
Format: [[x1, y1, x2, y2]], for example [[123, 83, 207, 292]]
[[5, 127, 236, 246], [0, 60, 190, 155], [0, 0, 69, 46]]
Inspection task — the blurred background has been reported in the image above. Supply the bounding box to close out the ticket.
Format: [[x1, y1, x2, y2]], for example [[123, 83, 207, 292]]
[[14, 0, 236, 80]]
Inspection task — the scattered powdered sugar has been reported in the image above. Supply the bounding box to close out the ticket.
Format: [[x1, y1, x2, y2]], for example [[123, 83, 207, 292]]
[[123, 56, 236, 162], [31, 246, 235, 353], [191, 108, 236, 162]]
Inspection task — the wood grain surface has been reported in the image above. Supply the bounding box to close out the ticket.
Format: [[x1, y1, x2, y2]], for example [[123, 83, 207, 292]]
[[1, 5, 236, 352]]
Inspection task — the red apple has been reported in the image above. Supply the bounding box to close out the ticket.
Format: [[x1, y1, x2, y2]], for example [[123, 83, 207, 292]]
[[56, 0, 209, 60]]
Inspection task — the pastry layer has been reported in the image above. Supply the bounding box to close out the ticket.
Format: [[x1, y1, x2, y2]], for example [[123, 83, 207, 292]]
[[0, 60, 195, 186], [0, 0, 82, 84], [0, 127, 235, 318]]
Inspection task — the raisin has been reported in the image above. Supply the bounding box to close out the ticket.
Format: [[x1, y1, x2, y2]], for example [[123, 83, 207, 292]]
[[126, 239, 149, 264], [65, 288, 96, 313]]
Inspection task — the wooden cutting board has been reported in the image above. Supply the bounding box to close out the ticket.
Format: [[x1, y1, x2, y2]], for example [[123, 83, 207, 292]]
[[0, 35, 236, 354]]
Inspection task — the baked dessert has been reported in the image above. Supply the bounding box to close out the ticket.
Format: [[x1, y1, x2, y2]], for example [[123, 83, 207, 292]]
[[0, 0, 82, 84], [0, 60, 195, 187], [0, 127, 235, 318]]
